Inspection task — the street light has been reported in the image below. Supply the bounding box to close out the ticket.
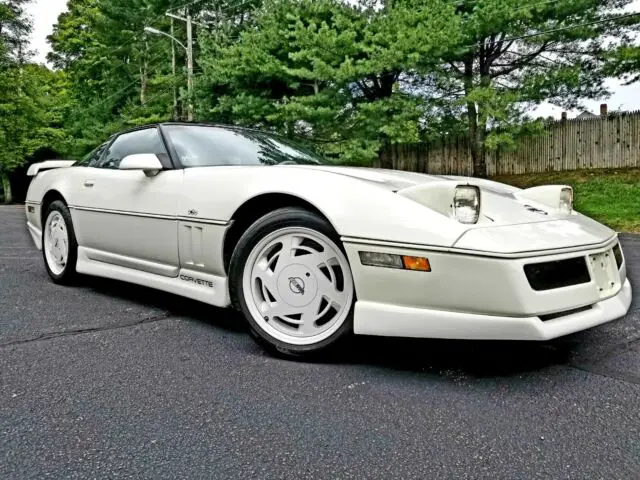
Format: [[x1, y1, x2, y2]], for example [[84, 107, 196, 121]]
[[144, 22, 194, 121], [144, 26, 187, 50]]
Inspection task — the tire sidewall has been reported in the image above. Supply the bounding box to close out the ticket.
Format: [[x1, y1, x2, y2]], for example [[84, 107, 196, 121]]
[[42, 200, 78, 284], [229, 208, 355, 358]]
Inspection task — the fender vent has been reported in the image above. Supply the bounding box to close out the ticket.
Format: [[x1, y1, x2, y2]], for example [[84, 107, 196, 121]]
[[524, 257, 590, 291]]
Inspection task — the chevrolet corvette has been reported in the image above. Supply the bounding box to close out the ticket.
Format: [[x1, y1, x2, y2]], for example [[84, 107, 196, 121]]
[[25, 123, 633, 357]]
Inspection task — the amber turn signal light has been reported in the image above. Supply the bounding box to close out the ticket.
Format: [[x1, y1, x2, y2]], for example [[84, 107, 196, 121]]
[[402, 256, 431, 272], [359, 251, 431, 272]]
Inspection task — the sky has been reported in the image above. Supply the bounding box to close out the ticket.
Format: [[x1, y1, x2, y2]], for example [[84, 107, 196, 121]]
[[25, 0, 640, 119]]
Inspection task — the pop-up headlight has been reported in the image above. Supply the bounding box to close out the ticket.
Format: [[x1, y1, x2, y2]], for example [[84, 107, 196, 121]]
[[453, 185, 481, 224], [559, 187, 573, 214]]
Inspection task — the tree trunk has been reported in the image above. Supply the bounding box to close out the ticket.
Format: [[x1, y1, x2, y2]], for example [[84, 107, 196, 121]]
[[379, 142, 393, 169], [1, 171, 12, 204], [463, 59, 487, 178], [140, 66, 147, 105], [140, 41, 149, 106]]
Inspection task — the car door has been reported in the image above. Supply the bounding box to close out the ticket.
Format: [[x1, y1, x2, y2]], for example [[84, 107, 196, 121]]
[[71, 127, 183, 277]]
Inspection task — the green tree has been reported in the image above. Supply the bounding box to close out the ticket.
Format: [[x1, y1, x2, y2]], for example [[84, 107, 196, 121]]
[[605, 44, 640, 85], [48, 0, 190, 153], [0, 0, 33, 201], [0, 0, 31, 63], [432, 0, 640, 177], [198, 0, 461, 163], [0, 65, 70, 203], [47, 0, 262, 154], [42, 0, 640, 178]]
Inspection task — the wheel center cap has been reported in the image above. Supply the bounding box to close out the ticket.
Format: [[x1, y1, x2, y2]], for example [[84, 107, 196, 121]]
[[277, 264, 317, 308], [288, 276, 306, 295]]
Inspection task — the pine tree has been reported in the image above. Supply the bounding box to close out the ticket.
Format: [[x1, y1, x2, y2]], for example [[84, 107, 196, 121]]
[[433, 0, 640, 177]]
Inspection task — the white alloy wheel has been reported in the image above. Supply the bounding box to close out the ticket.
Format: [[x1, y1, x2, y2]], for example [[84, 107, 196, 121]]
[[43, 211, 69, 276], [242, 227, 354, 346]]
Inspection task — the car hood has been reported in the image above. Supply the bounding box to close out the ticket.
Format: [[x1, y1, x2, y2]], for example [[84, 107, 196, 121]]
[[284, 165, 557, 225], [281, 165, 616, 253], [285, 165, 457, 191], [285, 165, 521, 194]]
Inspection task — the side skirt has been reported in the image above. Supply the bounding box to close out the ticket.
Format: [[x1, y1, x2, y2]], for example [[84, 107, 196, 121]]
[[76, 246, 232, 308]]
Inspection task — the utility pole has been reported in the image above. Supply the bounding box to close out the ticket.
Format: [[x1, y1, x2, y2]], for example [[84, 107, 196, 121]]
[[171, 18, 178, 120], [146, 7, 197, 121], [186, 8, 194, 122], [165, 10, 196, 121]]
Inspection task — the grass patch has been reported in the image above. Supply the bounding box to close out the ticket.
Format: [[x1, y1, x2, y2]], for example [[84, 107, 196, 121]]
[[492, 168, 640, 233]]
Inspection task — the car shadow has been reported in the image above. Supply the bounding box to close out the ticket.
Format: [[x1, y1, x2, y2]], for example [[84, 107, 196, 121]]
[[79, 273, 588, 378], [329, 335, 577, 378], [79, 274, 248, 334]]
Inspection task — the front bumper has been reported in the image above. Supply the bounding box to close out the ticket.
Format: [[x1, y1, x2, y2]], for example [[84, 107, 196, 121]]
[[344, 238, 632, 340], [354, 279, 631, 340], [25, 202, 43, 250]]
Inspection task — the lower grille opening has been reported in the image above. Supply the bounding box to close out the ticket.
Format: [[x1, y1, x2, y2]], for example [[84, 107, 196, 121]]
[[524, 256, 591, 291], [539, 305, 593, 321], [613, 243, 624, 270]]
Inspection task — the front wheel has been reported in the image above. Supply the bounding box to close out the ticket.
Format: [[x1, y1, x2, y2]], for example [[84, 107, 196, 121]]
[[229, 208, 355, 358], [42, 200, 78, 284]]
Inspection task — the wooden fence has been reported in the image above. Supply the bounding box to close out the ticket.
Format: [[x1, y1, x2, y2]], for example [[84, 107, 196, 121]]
[[380, 110, 640, 176]]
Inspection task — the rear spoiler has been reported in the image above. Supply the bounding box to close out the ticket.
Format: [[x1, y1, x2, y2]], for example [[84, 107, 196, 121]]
[[27, 160, 76, 177]]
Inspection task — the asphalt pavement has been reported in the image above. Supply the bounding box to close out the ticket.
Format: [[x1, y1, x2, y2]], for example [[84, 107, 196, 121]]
[[1, 205, 639, 479]]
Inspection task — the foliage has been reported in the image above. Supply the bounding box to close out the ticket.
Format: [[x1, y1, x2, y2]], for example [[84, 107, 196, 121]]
[[3, 0, 640, 203], [43, 1, 267, 157], [0, 0, 35, 201], [605, 45, 640, 85], [196, 0, 640, 173], [0, 64, 71, 167], [428, 0, 640, 177], [47, 0, 175, 153], [0, 0, 31, 64], [197, 0, 462, 163]]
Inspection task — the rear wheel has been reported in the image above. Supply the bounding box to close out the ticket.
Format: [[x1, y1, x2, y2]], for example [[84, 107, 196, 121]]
[[229, 208, 355, 358], [42, 200, 78, 284]]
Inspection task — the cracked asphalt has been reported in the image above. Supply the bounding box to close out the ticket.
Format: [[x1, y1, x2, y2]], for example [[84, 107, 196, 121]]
[[1, 205, 639, 479]]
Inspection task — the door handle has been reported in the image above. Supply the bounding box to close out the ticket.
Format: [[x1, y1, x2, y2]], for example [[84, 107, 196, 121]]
[[83, 180, 95, 188]]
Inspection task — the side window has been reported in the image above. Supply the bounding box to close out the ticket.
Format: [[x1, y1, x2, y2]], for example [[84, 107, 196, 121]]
[[97, 128, 168, 169], [75, 142, 108, 167]]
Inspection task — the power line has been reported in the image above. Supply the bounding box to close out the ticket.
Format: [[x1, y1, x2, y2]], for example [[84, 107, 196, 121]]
[[166, 0, 251, 15], [167, 0, 261, 28], [77, 3, 222, 115], [78, 49, 181, 116], [133, 84, 178, 108], [167, 0, 210, 14], [471, 11, 640, 47], [466, 0, 563, 15]]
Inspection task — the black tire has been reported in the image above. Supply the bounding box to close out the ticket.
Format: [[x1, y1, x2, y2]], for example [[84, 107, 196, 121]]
[[229, 207, 355, 359], [42, 200, 79, 284]]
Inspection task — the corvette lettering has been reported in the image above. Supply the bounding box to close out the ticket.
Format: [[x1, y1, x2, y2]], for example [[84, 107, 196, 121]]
[[180, 275, 214, 288]]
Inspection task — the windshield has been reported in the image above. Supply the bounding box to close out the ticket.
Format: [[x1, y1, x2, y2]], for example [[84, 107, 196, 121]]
[[74, 142, 109, 167], [163, 125, 331, 167]]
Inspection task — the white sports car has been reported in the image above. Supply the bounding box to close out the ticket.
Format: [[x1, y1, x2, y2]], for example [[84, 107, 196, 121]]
[[25, 123, 632, 357]]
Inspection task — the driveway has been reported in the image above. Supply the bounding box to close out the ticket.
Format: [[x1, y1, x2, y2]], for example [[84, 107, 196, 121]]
[[1, 205, 639, 479]]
